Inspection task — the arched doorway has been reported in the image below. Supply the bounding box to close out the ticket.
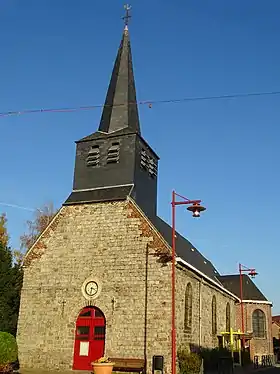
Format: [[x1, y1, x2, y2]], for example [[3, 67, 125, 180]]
[[73, 306, 106, 370]]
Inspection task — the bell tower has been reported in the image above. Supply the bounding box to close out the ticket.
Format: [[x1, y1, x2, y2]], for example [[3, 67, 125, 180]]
[[65, 7, 159, 218]]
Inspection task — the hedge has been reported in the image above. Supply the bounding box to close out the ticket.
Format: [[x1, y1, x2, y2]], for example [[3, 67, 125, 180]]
[[0, 332, 18, 365]]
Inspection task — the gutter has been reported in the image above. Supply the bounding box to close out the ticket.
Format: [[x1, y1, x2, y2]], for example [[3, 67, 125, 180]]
[[242, 300, 273, 306], [176, 257, 239, 301], [176, 257, 273, 306], [199, 278, 203, 347]]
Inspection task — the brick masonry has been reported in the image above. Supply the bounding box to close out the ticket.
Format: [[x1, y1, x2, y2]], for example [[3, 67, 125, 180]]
[[235, 302, 273, 358], [17, 199, 273, 373]]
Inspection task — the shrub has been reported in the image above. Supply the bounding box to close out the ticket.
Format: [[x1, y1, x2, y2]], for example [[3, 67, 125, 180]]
[[178, 348, 202, 374], [199, 347, 232, 372], [0, 332, 18, 365]]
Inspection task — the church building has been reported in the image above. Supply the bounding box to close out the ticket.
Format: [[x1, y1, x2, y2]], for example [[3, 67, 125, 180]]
[[17, 12, 273, 374]]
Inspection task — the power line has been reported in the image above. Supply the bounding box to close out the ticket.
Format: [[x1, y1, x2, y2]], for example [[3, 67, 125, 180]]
[[0, 202, 36, 212], [1, 90, 280, 119]]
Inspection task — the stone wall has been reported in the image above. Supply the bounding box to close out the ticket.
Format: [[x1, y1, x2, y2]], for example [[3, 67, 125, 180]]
[[272, 322, 280, 339], [18, 198, 268, 374], [176, 267, 236, 352], [17, 200, 173, 374], [235, 302, 273, 358]]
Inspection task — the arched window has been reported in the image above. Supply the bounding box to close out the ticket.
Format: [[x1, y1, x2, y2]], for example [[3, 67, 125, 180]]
[[226, 303, 230, 332], [212, 295, 217, 335], [252, 309, 266, 338], [184, 283, 192, 332]]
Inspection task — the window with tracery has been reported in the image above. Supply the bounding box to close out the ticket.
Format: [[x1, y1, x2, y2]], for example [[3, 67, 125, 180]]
[[252, 309, 266, 338]]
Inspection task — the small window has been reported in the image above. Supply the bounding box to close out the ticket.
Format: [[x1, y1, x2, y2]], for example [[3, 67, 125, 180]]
[[87, 145, 100, 167], [77, 326, 90, 335], [94, 326, 105, 340], [226, 303, 230, 332], [94, 309, 104, 318], [107, 142, 120, 164], [212, 296, 217, 335], [184, 283, 192, 332], [79, 310, 91, 317]]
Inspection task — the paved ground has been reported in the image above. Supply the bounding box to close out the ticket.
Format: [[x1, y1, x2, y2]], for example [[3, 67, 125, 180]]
[[247, 368, 280, 374], [18, 366, 280, 374], [232, 366, 280, 374]]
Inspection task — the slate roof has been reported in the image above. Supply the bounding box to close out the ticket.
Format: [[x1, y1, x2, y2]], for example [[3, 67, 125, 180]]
[[218, 274, 267, 301], [64, 185, 133, 205], [272, 316, 280, 324], [152, 216, 222, 283], [80, 26, 140, 141]]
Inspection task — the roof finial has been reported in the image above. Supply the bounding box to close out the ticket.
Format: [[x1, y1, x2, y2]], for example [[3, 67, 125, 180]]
[[122, 4, 131, 30]]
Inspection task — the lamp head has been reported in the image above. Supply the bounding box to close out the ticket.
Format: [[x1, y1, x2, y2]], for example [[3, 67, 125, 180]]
[[187, 203, 206, 218], [249, 269, 258, 278]]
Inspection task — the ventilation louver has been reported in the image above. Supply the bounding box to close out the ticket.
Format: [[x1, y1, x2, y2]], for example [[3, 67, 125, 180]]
[[140, 149, 148, 170], [141, 149, 157, 178], [86, 145, 100, 167], [107, 142, 120, 164], [148, 158, 158, 178]]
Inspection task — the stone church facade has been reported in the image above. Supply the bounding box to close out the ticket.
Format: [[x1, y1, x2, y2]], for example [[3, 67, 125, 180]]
[[17, 21, 273, 374]]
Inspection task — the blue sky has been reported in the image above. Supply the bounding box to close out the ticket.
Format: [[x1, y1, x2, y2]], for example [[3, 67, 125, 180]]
[[0, 1, 280, 312]]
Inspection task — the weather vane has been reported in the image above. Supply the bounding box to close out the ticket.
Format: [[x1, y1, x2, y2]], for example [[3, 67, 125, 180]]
[[122, 4, 132, 27]]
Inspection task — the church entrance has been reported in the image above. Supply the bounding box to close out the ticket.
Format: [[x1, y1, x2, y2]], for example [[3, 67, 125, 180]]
[[73, 307, 106, 370]]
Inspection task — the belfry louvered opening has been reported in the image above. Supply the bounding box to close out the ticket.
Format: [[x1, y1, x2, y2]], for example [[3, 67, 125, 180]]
[[140, 149, 157, 178], [107, 142, 120, 164], [87, 145, 100, 167], [148, 158, 157, 178], [140, 149, 148, 170]]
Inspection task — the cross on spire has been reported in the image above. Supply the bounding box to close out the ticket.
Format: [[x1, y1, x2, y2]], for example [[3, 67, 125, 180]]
[[122, 4, 132, 28]]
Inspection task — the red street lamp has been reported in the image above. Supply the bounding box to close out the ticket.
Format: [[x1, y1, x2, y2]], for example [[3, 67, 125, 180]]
[[239, 263, 258, 348], [171, 191, 206, 374]]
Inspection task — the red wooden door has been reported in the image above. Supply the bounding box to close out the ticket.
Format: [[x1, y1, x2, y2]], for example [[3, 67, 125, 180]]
[[73, 307, 106, 370]]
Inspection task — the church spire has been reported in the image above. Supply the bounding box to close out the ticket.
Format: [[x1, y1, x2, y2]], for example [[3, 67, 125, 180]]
[[98, 5, 141, 134]]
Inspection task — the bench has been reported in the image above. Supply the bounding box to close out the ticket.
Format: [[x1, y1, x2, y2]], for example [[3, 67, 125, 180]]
[[109, 358, 145, 373]]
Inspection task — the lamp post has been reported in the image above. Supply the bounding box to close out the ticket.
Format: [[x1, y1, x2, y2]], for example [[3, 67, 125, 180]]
[[171, 190, 206, 374], [239, 263, 258, 348]]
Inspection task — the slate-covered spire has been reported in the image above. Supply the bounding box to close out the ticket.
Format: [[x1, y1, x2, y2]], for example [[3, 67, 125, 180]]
[[98, 24, 141, 134]]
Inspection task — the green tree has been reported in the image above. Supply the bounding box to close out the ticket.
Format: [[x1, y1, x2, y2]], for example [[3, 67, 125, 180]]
[[0, 214, 9, 248], [0, 215, 23, 336]]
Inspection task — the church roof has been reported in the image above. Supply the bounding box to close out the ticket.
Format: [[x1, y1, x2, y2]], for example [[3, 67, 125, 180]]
[[65, 12, 267, 297], [218, 274, 267, 301], [272, 316, 280, 326], [153, 216, 222, 283], [79, 26, 140, 143], [64, 185, 134, 205]]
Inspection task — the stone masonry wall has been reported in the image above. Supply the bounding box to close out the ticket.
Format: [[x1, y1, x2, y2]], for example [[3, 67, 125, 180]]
[[272, 322, 280, 340], [176, 267, 236, 352], [18, 197, 251, 374], [17, 200, 172, 374], [235, 302, 273, 358]]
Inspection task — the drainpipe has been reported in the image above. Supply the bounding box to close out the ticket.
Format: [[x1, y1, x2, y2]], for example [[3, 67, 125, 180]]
[[199, 279, 203, 347]]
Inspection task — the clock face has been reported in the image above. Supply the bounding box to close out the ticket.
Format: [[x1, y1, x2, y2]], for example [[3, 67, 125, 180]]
[[85, 281, 98, 297]]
